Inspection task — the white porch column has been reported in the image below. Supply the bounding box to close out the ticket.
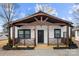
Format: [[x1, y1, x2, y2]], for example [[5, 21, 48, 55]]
[[12, 25, 15, 46]]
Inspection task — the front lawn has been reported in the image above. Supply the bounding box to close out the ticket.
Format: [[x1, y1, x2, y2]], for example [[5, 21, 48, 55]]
[[0, 39, 8, 48]]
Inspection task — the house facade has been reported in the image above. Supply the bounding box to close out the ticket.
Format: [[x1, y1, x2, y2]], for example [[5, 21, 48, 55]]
[[10, 11, 72, 47]]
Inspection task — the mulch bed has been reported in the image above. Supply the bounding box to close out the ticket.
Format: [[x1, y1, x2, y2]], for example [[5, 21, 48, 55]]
[[11, 47, 35, 50], [2, 45, 35, 50], [53, 44, 78, 49]]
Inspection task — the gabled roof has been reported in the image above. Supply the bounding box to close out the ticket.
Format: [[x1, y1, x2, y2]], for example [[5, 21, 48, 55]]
[[12, 11, 73, 26]]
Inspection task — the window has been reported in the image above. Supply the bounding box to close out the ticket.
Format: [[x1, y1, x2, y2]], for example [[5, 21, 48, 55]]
[[18, 29, 31, 39], [18, 30, 24, 39], [54, 29, 61, 38], [25, 30, 31, 39], [77, 31, 79, 36]]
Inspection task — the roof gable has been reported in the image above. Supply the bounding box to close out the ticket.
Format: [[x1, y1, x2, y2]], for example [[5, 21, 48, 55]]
[[12, 11, 72, 26]]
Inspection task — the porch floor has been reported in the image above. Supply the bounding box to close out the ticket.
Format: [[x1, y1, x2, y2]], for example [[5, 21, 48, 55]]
[[35, 44, 67, 49], [13, 44, 67, 49]]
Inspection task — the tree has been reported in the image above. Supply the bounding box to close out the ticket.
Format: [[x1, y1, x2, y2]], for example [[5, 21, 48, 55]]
[[35, 4, 57, 16], [70, 3, 79, 26], [0, 3, 19, 45]]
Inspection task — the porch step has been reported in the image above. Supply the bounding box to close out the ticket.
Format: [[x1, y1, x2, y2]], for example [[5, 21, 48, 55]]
[[13, 45, 34, 48], [35, 44, 51, 49]]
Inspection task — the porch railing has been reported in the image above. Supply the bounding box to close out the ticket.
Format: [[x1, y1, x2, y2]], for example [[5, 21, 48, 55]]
[[13, 38, 35, 46], [49, 38, 67, 45]]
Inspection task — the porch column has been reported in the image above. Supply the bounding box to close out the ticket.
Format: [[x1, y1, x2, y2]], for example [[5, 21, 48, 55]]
[[47, 26, 49, 45], [12, 26, 15, 46], [34, 26, 36, 46], [66, 25, 69, 47], [70, 26, 72, 39]]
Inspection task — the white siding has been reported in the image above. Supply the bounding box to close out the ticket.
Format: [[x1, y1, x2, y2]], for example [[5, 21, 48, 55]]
[[75, 30, 79, 41], [31, 29, 35, 39], [10, 26, 19, 39], [10, 27, 13, 39], [15, 27, 18, 38]]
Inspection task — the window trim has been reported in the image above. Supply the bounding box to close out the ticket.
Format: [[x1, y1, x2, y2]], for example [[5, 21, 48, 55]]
[[54, 29, 61, 38], [18, 29, 31, 39]]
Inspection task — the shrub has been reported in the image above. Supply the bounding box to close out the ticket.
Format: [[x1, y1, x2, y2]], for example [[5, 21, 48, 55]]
[[2, 44, 12, 50]]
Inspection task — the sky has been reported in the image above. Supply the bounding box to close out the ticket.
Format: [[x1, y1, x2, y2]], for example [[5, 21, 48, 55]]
[[0, 3, 75, 32]]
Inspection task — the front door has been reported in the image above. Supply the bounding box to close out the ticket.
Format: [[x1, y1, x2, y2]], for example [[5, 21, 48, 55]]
[[38, 30, 44, 43]]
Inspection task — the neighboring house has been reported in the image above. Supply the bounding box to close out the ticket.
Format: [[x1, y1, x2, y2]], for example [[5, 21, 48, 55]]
[[74, 26, 79, 41], [10, 11, 73, 47]]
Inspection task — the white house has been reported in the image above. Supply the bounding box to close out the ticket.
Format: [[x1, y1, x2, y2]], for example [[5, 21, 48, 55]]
[[10, 11, 73, 47], [74, 26, 79, 41]]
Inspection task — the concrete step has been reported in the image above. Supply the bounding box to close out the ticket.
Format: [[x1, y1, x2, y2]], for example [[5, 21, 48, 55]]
[[35, 44, 52, 49]]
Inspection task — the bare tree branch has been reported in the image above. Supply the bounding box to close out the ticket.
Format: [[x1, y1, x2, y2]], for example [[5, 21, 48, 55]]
[[0, 3, 20, 45]]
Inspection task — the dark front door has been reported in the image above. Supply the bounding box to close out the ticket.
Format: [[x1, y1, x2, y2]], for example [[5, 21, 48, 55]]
[[38, 30, 44, 43]]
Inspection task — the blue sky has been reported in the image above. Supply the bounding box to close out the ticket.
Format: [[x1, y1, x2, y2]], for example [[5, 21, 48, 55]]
[[0, 3, 74, 32]]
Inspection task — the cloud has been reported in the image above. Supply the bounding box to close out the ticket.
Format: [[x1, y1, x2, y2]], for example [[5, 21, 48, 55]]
[[19, 12, 26, 17], [71, 4, 79, 14], [62, 17, 72, 21], [69, 10, 73, 14], [13, 12, 26, 20], [28, 8, 31, 11], [68, 17, 72, 20], [62, 18, 66, 20], [0, 26, 3, 32]]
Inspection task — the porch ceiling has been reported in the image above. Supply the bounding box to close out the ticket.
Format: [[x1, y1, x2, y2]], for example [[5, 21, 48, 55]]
[[11, 11, 72, 26]]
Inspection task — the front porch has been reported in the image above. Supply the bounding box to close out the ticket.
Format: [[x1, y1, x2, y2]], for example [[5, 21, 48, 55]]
[[10, 11, 72, 48]]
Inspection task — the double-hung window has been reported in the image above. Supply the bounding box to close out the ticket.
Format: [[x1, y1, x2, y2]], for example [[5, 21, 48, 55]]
[[54, 29, 61, 38], [18, 29, 31, 39]]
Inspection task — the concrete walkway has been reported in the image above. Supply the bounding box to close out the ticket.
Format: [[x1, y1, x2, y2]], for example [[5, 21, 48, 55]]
[[0, 47, 79, 56]]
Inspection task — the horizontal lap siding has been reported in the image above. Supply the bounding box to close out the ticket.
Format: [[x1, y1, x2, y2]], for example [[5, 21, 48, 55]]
[[49, 38, 62, 45], [19, 39, 34, 46]]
